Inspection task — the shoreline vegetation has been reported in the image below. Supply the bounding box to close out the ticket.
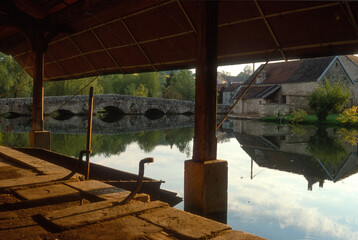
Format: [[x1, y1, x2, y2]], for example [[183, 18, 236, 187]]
[[260, 113, 358, 128]]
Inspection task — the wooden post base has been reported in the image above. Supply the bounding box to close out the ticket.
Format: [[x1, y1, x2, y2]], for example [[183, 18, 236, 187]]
[[29, 131, 51, 150], [184, 160, 228, 217]]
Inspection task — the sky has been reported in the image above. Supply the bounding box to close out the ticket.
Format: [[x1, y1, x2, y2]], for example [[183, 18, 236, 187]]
[[218, 63, 254, 76]]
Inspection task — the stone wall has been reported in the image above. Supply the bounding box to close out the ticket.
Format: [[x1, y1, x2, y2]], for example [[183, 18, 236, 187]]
[[260, 103, 290, 117], [0, 94, 230, 115]]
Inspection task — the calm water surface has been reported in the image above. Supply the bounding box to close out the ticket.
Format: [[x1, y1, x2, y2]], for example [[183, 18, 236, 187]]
[[2, 116, 358, 240]]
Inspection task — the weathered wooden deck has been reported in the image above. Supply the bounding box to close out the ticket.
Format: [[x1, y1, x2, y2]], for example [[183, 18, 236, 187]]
[[0, 146, 265, 240]]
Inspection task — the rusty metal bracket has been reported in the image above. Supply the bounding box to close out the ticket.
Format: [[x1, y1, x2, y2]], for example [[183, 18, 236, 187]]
[[119, 157, 154, 205]]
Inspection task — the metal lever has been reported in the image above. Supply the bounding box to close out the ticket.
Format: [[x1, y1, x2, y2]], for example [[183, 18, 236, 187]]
[[55, 149, 91, 181], [119, 157, 154, 205]]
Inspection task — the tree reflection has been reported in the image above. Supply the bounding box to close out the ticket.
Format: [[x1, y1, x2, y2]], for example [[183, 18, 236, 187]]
[[337, 128, 358, 146], [307, 128, 348, 174], [2, 127, 195, 158]]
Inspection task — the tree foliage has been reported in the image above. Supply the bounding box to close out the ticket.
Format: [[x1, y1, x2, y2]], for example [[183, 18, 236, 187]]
[[0, 52, 195, 101], [170, 70, 195, 101], [337, 106, 358, 126], [307, 79, 350, 121], [0, 52, 32, 98]]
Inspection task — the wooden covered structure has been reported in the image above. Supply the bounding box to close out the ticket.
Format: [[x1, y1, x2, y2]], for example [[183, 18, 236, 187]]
[[1, 0, 358, 213]]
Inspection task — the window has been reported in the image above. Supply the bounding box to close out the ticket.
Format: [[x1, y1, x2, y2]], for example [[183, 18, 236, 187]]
[[281, 95, 287, 104]]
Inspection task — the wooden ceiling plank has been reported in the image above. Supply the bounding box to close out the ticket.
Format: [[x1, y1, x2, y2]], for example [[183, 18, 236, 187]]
[[120, 18, 157, 71], [266, 2, 339, 19], [36, 30, 194, 67], [47, 49, 72, 78], [45, 0, 175, 46], [48, 57, 197, 80], [66, 33, 99, 75], [25, 36, 358, 74], [342, 2, 358, 36], [176, 0, 196, 34], [218, 3, 339, 33], [254, 0, 287, 61], [12, 2, 340, 60], [90, 27, 124, 74], [121, 0, 175, 20]]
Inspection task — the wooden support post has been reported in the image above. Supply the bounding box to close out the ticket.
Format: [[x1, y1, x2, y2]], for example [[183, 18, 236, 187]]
[[184, 1, 227, 218], [32, 41, 44, 132], [193, 0, 219, 162], [29, 30, 51, 149], [85, 87, 94, 180]]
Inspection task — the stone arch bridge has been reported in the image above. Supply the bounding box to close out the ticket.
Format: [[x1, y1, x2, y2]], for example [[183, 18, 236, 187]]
[[0, 94, 230, 116]]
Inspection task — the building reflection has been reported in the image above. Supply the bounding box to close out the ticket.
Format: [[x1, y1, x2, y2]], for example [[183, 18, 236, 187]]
[[224, 120, 358, 191]]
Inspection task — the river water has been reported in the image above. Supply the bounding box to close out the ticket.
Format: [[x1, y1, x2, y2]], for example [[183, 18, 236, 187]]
[[2, 115, 358, 240]]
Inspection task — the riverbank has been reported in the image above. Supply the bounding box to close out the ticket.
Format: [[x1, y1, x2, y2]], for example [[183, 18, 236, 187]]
[[0, 146, 265, 240]]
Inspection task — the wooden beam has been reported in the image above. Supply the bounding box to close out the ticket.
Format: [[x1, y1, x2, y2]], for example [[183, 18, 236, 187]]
[[193, 1, 218, 162], [176, 0, 197, 34], [120, 17, 157, 72], [31, 30, 45, 131], [342, 2, 358, 36], [254, 0, 287, 61]]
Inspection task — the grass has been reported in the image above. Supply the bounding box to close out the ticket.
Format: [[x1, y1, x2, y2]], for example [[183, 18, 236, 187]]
[[260, 113, 343, 127]]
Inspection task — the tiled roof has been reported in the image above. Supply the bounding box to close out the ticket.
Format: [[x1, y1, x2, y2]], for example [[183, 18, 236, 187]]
[[223, 83, 241, 92], [235, 85, 276, 100], [242, 56, 335, 85], [340, 55, 358, 82]]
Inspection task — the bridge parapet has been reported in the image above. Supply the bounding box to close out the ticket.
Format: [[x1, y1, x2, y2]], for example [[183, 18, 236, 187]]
[[0, 94, 230, 115]]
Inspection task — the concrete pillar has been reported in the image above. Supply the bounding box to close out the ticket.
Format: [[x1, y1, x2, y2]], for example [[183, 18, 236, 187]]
[[184, 1, 228, 219], [29, 30, 50, 149]]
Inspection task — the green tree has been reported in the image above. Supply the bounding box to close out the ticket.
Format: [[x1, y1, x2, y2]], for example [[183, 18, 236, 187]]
[[45, 77, 103, 96], [307, 79, 350, 121], [163, 70, 195, 101], [0, 52, 33, 98], [172, 70, 195, 101]]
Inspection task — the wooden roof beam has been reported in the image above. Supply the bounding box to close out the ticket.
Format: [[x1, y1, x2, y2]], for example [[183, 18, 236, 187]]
[[254, 0, 287, 61], [90, 27, 124, 74], [120, 17, 157, 72], [342, 2, 358, 36], [177, 0, 197, 34], [66, 33, 99, 75]]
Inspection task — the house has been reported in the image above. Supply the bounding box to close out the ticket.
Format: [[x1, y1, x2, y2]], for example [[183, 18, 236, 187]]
[[222, 83, 241, 105], [233, 56, 358, 116], [220, 73, 249, 105]]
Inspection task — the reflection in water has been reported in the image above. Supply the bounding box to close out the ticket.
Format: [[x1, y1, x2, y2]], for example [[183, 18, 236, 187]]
[[2, 117, 358, 240], [231, 120, 358, 191]]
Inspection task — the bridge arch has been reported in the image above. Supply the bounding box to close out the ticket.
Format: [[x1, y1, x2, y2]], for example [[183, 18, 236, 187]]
[[52, 109, 75, 120], [97, 106, 125, 123], [145, 108, 165, 120]]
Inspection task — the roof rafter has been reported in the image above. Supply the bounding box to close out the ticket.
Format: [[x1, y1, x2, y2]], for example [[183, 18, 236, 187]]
[[13, 1, 340, 60], [341, 2, 358, 36], [254, 0, 287, 61], [120, 17, 157, 72], [66, 33, 99, 76], [176, 0, 196, 34], [90, 27, 124, 74]]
